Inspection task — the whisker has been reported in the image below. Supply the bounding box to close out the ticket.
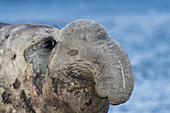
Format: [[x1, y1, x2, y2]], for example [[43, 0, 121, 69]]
[[40, 26, 54, 34], [51, 24, 60, 29]]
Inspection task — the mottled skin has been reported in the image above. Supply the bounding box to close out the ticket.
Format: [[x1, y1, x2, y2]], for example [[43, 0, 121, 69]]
[[0, 20, 134, 113]]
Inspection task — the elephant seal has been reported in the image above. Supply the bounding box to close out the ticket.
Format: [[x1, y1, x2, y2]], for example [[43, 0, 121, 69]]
[[0, 20, 134, 113]]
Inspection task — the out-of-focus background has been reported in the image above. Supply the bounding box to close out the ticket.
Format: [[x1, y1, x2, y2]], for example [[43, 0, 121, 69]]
[[0, 0, 170, 113]]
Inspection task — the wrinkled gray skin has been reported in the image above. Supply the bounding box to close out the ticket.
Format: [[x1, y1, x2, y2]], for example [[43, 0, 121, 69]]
[[0, 20, 134, 113]]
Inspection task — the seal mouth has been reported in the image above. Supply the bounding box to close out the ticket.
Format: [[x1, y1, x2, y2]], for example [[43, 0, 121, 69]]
[[63, 62, 99, 81], [66, 83, 95, 93], [49, 61, 98, 96]]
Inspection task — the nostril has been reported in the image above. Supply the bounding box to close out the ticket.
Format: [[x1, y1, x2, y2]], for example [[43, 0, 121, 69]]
[[67, 49, 78, 56]]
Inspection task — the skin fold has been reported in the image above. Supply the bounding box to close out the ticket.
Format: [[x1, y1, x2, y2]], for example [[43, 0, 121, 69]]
[[0, 20, 134, 113]]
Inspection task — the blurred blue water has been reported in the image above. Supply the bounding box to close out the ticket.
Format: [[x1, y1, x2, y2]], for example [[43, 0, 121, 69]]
[[0, 0, 170, 113]]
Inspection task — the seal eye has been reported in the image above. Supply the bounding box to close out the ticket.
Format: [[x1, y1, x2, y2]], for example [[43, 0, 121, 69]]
[[42, 38, 56, 50]]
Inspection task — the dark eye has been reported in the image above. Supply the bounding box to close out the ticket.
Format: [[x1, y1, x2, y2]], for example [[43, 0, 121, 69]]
[[42, 37, 56, 50]]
